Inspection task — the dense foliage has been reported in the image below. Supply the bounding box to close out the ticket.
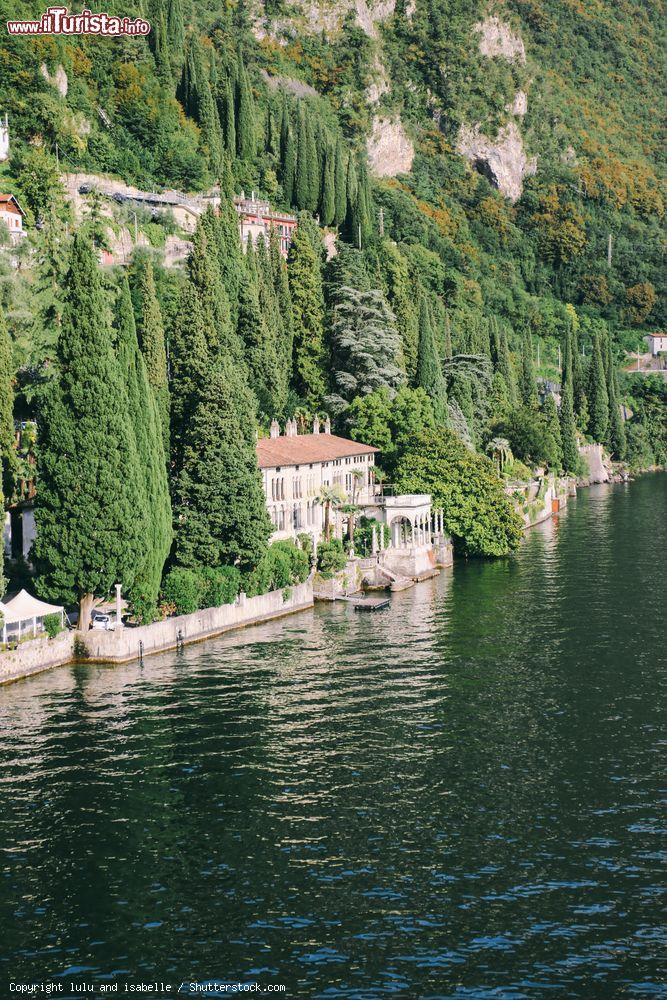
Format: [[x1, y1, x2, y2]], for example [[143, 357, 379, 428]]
[[394, 429, 524, 557], [0, 0, 664, 606]]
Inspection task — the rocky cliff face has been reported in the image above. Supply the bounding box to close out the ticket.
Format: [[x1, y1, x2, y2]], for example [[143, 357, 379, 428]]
[[367, 115, 414, 177], [457, 121, 536, 203], [457, 17, 535, 201]]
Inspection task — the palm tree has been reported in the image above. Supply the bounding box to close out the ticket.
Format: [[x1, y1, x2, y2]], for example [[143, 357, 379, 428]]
[[342, 502, 360, 545], [371, 466, 387, 496], [486, 437, 512, 473], [315, 484, 346, 541], [351, 467, 364, 503]]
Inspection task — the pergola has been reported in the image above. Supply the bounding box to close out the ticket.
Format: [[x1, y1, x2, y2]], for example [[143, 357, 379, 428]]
[[0, 590, 65, 644]]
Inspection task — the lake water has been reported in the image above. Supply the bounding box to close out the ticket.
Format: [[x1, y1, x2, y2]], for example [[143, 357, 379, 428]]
[[0, 475, 665, 998]]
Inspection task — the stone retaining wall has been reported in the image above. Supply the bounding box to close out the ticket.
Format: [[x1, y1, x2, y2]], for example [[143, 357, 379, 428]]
[[0, 581, 313, 683], [0, 632, 75, 685]]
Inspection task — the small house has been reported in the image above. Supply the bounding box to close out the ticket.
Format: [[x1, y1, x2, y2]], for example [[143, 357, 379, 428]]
[[646, 333, 667, 356], [0, 194, 26, 244]]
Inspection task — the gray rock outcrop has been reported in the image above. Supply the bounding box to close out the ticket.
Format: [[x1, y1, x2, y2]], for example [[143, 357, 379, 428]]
[[457, 121, 536, 203], [367, 115, 414, 177]]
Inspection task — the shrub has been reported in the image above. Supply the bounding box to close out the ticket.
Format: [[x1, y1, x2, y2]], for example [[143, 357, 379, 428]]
[[130, 587, 159, 625], [242, 541, 310, 597], [161, 568, 203, 615], [43, 613, 62, 639], [297, 532, 313, 558], [354, 516, 388, 556], [200, 565, 241, 607], [317, 539, 347, 578], [271, 540, 310, 585]]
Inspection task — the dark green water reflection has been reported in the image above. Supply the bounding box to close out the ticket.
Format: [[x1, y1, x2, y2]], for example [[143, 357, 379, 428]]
[[0, 475, 665, 998]]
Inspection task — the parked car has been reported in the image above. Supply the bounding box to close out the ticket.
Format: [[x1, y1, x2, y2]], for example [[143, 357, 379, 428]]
[[91, 612, 113, 631]]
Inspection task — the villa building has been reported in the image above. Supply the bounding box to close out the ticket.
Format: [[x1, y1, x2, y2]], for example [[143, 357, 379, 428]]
[[0, 194, 26, 245], [235, 193, 297, 258], [256, 417, 379, 542], [256, 419, 446, 581]]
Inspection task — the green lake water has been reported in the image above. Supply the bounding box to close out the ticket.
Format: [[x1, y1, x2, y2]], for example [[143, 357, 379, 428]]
[[0, 474, 665, 998]]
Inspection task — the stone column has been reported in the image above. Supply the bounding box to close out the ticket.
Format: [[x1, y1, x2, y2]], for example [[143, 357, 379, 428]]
[[371, 525, 378, 555], [115, 583, 123, 629]]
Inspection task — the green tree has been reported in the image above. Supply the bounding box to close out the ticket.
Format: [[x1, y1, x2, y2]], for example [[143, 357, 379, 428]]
[[320, 141, 336, 226], [416, 295, 447, 422], [287, 223, 327, 407], [0, 309, 18, 505], [333, 139, 347, 227], [377, 240, 419, 381], [394, 429, 524, 557], [560, 330, 579, 473], [136, 259, 169, 456], [542, 394, 563, 471], [238, 242, 280, 417], [166, 0, 184, 53], [327, 285, 404, 419], [188, 216, 233, 354], [495, 405, 561, 470], [173, 359, 271, 570], [11, 146, 65, 224], [269, 226, 294, 410], [587, 330, 609, 442], [169, 281, 211, 479], [33, 234, 143, 628], [605, 338, 627, 460], [235, 52, 255, 160], [115, 275, 172, 614], [220, 75, 236, 155], [519, 332, 537, 407]]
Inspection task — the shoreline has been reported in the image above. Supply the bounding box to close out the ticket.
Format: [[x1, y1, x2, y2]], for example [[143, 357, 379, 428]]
[[1, 470, 663, 688]]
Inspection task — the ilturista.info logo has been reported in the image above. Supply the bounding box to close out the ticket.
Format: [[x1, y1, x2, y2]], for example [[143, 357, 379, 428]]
[[6, 6, 151, 36]]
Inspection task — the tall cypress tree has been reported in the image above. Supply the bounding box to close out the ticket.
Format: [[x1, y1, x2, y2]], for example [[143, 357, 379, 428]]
[[304, 109, 319, 212], [320, 141, 336, 226], [115, 276, 172, 615], [378, 240, 419, 381], [282, 122, 296, 206], [170, 281, 211, 482], [333, 139, 347, 227], [0, 309, 17, 506], [295, 104, 310, 211], [219, 74, 236, 155], [173, 359, 271, 571], [214, 190, 243, 323], [443, 310, 453, 360], [344, 153, 359, 242], [587, 330, 609, 442], [355, 159, 374, 245], [605, 336, 627, 460], [235, 51, 255, 160], [137, 259, 169, 457], [188, 216, 233, 354], [287, 223, 326, 407], [166, 0, 184, 53], [542, 394, 563, 472], [33, 234, 143, 628], [153, 9, 172, 82], [416, 295, 448, 422], [237, 241, 279, 417], [560, 328, 579, 473], [519, 332, 537, 407], [269, 226, 294, 414]]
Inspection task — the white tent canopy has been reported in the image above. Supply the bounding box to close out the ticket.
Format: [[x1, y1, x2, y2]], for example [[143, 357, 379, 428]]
[[1, 589, 64, 642]]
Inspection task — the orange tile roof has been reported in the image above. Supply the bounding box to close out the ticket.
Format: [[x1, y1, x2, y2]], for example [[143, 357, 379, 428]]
[[0, 194, 25, 215], [256, 433, 378, 469]]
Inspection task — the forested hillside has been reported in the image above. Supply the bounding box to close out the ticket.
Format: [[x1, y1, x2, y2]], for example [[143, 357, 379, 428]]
[[0, 0, 665, 612]]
